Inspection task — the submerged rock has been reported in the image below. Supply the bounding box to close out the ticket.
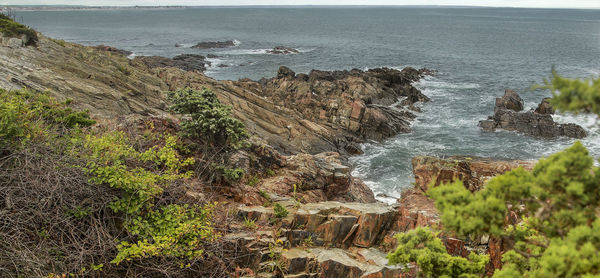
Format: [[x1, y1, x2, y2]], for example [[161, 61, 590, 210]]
[[479, 90, 586, 139], [267, 46, 300, 54], [191, 40, 236, 49]]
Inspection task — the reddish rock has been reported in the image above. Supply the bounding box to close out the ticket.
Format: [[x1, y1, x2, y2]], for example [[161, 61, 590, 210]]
[[443, 237, 469, 257], [411, 156, 536, 192], [486, 236, 511, 276], [394, 188, 439, 232], [535, 97, 554, 115], [495, 89, 524, 112]]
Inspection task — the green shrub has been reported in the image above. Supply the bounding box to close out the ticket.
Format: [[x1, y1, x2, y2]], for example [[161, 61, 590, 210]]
[[83, 131, 219, 264], [0, 89, 95, 148], [0, 13, 38, 45], [387, 227, 488, 277], [394, 142, 600, 277], [247, 175, 260, 187], [166, 87, 249, 148], [116, 64, 132, 76], [273, 203, 288, 218]]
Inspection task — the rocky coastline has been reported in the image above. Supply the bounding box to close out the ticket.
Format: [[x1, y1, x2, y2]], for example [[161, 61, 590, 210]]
[[0, 32, 569, 277]]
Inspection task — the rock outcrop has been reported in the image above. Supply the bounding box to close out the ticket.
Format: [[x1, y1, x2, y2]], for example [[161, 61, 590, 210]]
[[94, 44, 133, 56], [237, 66, 430, 144], [134, 54, 210, 73], [191, 40, 236, 49], [233, 201, 409, 278], [267, 46, 300, 54], [534, 97, 554, 115], [479, 89, 586, 139], [411, 155, 536, 192]]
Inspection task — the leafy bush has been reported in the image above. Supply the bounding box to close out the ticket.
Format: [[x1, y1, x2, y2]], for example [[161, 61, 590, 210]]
[[273, 203, 289, 218], [213, 165, 245, 184], [542, 70, 600, 116], [388, 73, 600, 277], [167, 87, 249, 148], [83, 131, 221, 264], [0, 89, 223, 276], [388, 227, 488, 277], [0, 89, 95, 148], [0, 13, 38, 45], [424, 142, 600, 277]]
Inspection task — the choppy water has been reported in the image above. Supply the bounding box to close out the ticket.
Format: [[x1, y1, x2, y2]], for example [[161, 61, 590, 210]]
[[19, 6, 600, 202]]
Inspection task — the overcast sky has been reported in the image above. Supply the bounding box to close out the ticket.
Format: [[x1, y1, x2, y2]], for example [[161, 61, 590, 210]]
[[3, 0, 600, 9]]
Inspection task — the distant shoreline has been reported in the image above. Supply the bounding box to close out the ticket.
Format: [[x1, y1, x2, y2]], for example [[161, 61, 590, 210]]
[[3, 5, 600, 12]]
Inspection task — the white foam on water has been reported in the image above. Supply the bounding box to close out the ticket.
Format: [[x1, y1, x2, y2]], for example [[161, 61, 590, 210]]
[[216, 48, 271, 55], [416, 78, 481, 90], [127, 53, 136, 59]]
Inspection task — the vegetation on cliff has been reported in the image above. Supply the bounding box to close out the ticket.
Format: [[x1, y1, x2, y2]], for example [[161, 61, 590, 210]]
[[389, 74, 600, 277], [0, 13, 38, 45], [0, 88, 244, 277]]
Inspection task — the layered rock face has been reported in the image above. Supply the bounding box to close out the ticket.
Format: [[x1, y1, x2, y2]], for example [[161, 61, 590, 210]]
[[229, 154, 535, 277], [237, 66, 430, 143], [156, 65, 430, 155], [232, 202, 410, 278], [0, 35, 429, 156], [0, 35, 169, 118], [479, 89, 586, 138]]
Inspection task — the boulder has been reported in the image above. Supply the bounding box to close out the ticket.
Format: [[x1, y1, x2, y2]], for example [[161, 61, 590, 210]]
[[190, 40, 236, 49], [495, 89, 524, 112], [480, 90, 586, 139], [6, 37, 23, 48], [277, 66, 296, 79], [267, 46, 300, 55], [256, 152, 375, 204], [411, 155, 535, 192], [534, 97, 554, 115], [289, 202, 397, 248]]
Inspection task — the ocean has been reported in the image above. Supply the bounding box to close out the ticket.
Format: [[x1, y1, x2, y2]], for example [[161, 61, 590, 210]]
[[18, 6, 600, 202]]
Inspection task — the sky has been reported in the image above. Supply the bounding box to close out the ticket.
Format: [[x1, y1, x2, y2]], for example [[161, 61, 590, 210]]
[[3, 0, 600, 9]]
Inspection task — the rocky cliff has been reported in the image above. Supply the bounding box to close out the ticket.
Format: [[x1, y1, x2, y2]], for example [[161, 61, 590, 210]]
[[0, 31, 539, 277]]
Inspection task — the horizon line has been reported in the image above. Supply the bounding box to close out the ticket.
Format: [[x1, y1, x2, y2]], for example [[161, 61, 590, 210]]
[[4, 4, 600, 10]]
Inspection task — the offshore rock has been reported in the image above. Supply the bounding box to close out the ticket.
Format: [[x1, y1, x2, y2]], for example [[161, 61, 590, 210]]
[[494, 89, 523, 113], [191, 40, 236, 49], [479, 90, 586, 139], [535, 97, 554, 115], [134, 54, 210, 73], [267, 46, 300, 54]]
